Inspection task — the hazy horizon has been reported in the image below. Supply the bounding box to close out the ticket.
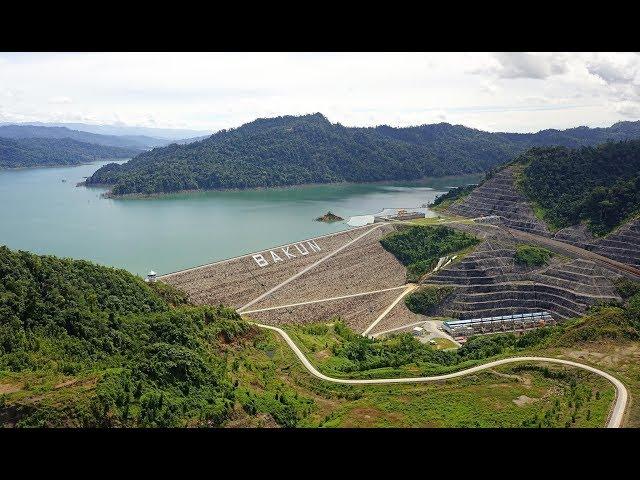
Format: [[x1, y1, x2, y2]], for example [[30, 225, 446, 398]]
[[1, 111, 637, 138], [2, 52, 640, 134]]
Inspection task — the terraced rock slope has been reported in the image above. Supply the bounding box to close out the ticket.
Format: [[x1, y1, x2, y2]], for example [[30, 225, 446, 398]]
[[446, 167, 640, 269], [589, 218, 640, 269], [428, 238, 622, 321], [446, 167, 550, 236]]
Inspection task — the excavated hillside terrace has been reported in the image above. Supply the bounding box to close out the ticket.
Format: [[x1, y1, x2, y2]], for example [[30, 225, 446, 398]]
[[589, 218, 640, 269], [446, 166, 640, 270], [446, 167, 550, 236], [427, 238, 622, 321], [161, 206, 629, 334]]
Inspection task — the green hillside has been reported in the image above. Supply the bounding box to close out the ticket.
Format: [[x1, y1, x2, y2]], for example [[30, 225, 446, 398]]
[[380, 225, 479, 281], [0, 137, 139, 169], [2, 245, 639, 427], [0, 245, 246, 426], [515, 140, 640, 235], [0, 124, 163, 150], [85, 114, 640, 196]]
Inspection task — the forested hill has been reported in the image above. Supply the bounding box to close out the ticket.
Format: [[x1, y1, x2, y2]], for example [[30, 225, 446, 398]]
[[0, 137, 140, 169], [0, 124, 163, 150], [500, 121, 640, 148], [515, 140, 640, 235], [0, 245, 252, 427], [85, 113, 640, 196]]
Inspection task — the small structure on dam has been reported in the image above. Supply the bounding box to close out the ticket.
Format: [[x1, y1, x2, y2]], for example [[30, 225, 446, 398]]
[[373, 207, 428, 222]]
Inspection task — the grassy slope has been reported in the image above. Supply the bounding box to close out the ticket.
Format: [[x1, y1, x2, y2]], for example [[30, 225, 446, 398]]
[[276, 309, 640, 427], [0, 317, 618, 428], [541, 342, 640, 427], [0, 244, 634, 428], [228, 327, 614, 428]]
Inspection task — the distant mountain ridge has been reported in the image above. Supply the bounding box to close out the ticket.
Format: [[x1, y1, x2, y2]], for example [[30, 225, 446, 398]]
[[85, 113, 640, 196], [0, 137, 139, 169], [0, 121, 211, 141], [0, 124, 166, 150], [498, 120, 640, 147]]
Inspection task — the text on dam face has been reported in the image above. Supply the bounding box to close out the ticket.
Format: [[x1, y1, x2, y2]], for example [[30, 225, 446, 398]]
[[252, 240, 322, 267]]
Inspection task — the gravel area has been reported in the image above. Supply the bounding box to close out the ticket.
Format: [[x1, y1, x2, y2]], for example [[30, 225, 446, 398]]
[[162, 227, 366, 308], [251, 223, 406, 309], [245, 289, 402, 332], [368, 301, 427, 335]]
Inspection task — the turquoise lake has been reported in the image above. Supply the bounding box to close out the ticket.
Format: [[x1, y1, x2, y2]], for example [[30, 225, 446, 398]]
[[0, 160, 480, 276]]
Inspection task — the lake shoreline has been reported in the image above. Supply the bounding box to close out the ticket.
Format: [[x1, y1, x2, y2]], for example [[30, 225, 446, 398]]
[[84, 173, 484, 200], [1, 160, 474, 275], [1, 157, 132, 172]]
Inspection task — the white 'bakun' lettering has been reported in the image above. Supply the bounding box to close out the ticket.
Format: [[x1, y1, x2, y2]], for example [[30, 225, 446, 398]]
[[295, 243, 309, 255], [307, 240, 321, 252], [281, 246, 296, 259], [252, 240, 322, 267], [253, 254, 269, 268]]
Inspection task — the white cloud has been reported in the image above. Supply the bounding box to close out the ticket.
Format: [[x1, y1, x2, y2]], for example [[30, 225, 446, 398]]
[[586, 54, 639, 84], [478, 52, 569, 80], [615, 101, 640, 118], [48, 96, 73, 104], [479, 81, 499, 95]]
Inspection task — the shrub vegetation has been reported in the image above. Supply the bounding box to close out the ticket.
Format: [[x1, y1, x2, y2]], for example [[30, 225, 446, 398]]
[[404, 286, 455, 315], [380, 225, 479, 281], [430, 184, 477, 210], [0, 246, 252, 427], [514, 244, 554, 267]]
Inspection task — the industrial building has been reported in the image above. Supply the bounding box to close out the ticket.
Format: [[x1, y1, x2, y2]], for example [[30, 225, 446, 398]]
[[442, 311, 555, 337]]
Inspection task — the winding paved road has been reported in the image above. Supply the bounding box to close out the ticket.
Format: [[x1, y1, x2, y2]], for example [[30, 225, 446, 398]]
[[255, 322, 628, 428], [361, 284, 418, 336]]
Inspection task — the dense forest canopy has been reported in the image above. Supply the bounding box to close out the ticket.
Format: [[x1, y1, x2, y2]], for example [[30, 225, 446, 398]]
[[85, 113, 640, 196], [0, 137, 139, 169], [0, 245, 252, 426], [380, 225, 479, 281], [516, 140, 640, 235]]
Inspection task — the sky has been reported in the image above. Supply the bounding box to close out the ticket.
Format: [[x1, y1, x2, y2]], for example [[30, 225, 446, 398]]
[[1, 52, 640, 133]]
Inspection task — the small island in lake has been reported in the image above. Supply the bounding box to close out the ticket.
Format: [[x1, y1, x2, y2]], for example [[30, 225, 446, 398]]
[[315, 211, 344, 223]]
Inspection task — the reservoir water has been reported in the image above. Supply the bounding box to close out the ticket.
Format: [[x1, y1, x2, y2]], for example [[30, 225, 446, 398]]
[[0, 160, 480, 276]]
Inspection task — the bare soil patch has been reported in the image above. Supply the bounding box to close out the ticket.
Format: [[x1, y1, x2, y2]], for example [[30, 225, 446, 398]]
[[513, 395, 537, 406], [0, 383, 22, 394]]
